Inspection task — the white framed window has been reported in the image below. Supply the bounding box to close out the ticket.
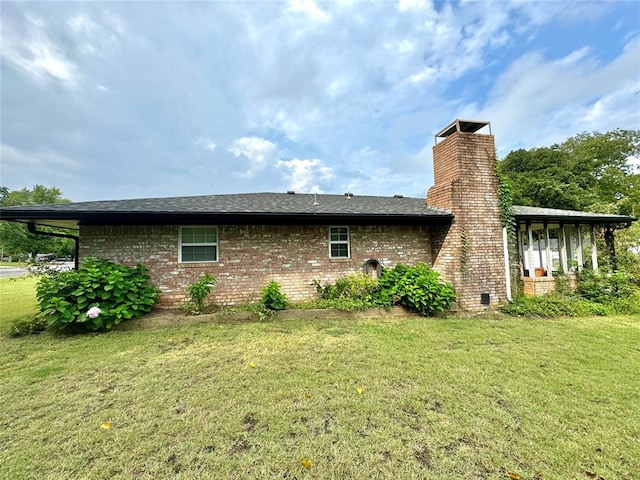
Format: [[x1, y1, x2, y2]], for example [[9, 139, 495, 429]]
[[179, 226, 218, 263], [329, 226, 350, 258]]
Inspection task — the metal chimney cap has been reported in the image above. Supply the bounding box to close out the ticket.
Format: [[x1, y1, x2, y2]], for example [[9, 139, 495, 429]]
[[435, 119, 491, 142]]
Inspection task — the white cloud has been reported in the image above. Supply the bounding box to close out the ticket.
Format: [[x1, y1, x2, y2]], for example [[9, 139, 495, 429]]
[[229, 136, 278, 176], [195, 136, 217, 152], [68, 13, 98, 33], [1, 15, 78, 87], [287, 0, 330, 22], [397, 0, 433, 13], [277, 158, 334, 193], [461, 35, 640, 153], [557, 46, 590, 67], [407, 66, 438, 85]]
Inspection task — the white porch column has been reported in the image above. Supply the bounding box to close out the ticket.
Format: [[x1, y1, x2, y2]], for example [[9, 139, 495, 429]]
[[545, 223, 552, 276], [527, 223, 535, 277], [591, 225, 599, 271], [576, 224, 584, 271], [560, 223, 569, 273]]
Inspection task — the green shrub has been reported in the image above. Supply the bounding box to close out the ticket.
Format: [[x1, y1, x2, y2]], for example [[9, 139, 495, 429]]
[[261, 281, 288, 310], [314, 273, 380, 302], [9, 315, 49, 337], [578, 269, 638, 304], [36, 258, 159, 332], [499, 293, 610, 317], [378, 263, 455, 316], [186, 273, 217, 314], [606, 293, 640, 315], [313, 265, 455, 315]]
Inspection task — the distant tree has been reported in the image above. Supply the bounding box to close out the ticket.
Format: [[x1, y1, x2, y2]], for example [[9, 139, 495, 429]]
[[0, 185, 74, 261]]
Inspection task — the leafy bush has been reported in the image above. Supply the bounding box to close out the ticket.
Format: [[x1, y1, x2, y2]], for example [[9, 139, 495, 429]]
[[501, 268, 640, 318], [378, 263, 455, 316], [604, 293, 640, 315], [314, 273, 380, 302], [499, 293, 609, 317], [186, 273, 217, 314], [261, 281, 288, 310], [36, 257, 159, 332], [9, 315, 49, 337], [578, 269, 638, 304], [313, 266, 455, 315]]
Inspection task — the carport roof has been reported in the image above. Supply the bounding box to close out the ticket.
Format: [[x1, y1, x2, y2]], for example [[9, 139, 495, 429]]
[[513, 205, 635, 225]]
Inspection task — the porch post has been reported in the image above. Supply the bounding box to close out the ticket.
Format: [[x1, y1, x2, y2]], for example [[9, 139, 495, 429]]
[[560, 223, 569, 273], [576, 223, 584, 271], [544, 222, 552, 276], [590, 224, 598, 271], [527, 222, 534, 277]]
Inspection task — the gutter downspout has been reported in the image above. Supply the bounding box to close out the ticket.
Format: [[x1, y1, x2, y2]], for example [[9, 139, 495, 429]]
[[27, 222, 79, 270]]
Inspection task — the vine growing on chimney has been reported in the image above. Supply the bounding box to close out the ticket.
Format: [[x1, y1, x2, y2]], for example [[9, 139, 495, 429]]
[[496, 169, 515, 232], [460, 227, 469, 279]]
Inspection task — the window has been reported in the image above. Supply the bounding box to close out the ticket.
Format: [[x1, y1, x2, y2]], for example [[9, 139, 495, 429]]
[[179, 226, 218, 263], [329, 226, 349, 258]]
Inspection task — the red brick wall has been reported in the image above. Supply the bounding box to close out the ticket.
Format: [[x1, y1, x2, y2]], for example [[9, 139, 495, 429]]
[[427, 131, 508, 310], [523, 277, 556, 296], [79, 224, 434, 307]]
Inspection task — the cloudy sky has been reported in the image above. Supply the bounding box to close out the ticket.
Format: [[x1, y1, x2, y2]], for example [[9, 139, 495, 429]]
[[1, 0, 639, 202]]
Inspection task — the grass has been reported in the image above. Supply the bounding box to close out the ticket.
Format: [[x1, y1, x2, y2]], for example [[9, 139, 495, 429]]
[[0, 313, 638, 479], [0, 276, 39, 330], [1, 279, 638, 479], [0, 261, 28, 267]]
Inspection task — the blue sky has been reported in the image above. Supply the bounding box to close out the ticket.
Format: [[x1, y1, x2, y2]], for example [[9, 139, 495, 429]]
[[1, 0, 639, 202]]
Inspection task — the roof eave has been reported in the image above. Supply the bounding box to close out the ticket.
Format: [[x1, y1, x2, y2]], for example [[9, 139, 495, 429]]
[[514, 214, 636, 226], [1, 210, 454, 227]]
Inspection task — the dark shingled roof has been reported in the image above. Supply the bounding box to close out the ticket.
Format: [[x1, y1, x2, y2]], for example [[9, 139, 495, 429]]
[[513, 205, 636, 225], [0, 192, 453, 229], [2, 193, 635, 230]]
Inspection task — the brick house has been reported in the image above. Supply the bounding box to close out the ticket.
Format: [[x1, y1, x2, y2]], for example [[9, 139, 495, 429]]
[[1, 119, 635, 310]]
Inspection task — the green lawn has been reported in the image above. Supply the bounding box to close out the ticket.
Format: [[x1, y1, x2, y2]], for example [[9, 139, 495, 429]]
[[1, 305, 638, 479], [0, 276, 39, 330]]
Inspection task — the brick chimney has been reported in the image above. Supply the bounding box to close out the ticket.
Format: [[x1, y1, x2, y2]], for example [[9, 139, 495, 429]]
[[427, 120, 507, 310]]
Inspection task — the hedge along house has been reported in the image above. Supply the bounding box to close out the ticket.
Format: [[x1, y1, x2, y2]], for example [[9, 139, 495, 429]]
[[1, 119, 635, 310]]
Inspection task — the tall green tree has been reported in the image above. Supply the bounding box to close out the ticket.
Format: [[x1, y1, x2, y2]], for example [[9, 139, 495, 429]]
[[501, 129, 640, 212], [0, 185, 74, 261]]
